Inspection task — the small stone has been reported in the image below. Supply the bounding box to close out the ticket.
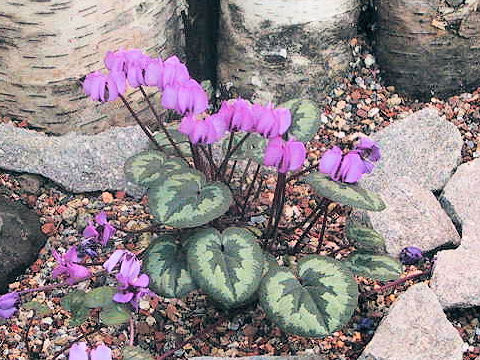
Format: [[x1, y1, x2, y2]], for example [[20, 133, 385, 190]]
[[42, 317, 53, 325], [387, 95, 402, 107], [41, 223, 57, 236], [61, 206, 77, 225], [139, 299, 150, 310], [101, 192, 114, 204], [146, 316, 156, 326], [364, 54, 376, 68], [17, 174, 43, 195], [368, 107, 380, 118]]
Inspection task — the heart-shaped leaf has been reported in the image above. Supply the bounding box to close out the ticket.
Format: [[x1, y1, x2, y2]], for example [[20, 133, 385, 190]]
[[148, 169, 232, 228], [123, 346, 155, 360], [22, 301, 51, 316], [99, 303, 130, 326], [84, 286, 116, 308], [186, 227, 264, 308], [225, 133, 266, 163], [279, 98, 320, 142], [259, 255, 358, 337], [306, 173, 386, 211], [153, 127, 191, 156], [346, 224, 386, 254], [143, 235, 196, 298], [61, 290, 90, 326], [344, 253, 402, 281], [124, 150, 187, 186]]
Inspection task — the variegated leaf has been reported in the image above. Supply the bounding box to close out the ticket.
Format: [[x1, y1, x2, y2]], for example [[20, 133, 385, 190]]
[[186, 227, 264, 308], [344, 253, 402, 281], [306, 173, 386, 211], [84, 286, 116, 308], [124, 150, 187, 186], [346, 224, 386, 254], [225, 133, 266, 163], [123, 346, 155, 360], [259, 255, 358, 337], [143, 235, 196, 298], [148, 169, 232, 228], [279, 98, 320, 142], [153, 126, 191, 156]]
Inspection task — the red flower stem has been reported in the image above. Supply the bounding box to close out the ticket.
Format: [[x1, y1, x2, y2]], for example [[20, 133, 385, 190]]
[[189, 143, 202, 171], [119, 95, 163, 152], [270, 173, 287, 245], [241, 164, 261, 217], [292, 199, 329, 254], [157, 317, 225, 360], [361, 269, 432, 298], [316, 203, 332, 254], [239, 159, 252, 188], [227, 160, 237, 185], [217, 131, 236, 178], [264, 172, 286, 246], [286, 162, 319, 182], [129, 317, 135, 347], [138, 86, 188, 163], [198, 145, 218, 179], [227, 132, 251, 159]]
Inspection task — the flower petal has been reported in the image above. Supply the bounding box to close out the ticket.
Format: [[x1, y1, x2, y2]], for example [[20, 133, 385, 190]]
[[90, 344, 112, 360], [103, 250, 126, 273], [319, 146, 343, 177], [0, 307, 17, 319], [113, 291, 134, 303], [69, 342, 89, 360], [131, 274, 149, 288], [0, 292, 19, 310]]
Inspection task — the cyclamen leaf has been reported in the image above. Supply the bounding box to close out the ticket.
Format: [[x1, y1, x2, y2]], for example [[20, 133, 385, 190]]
[[124, 150, 187, 186], [143, 236, 197, 298], [83, 286, 116, 308], [306, 173, 386, 211], [225, 133, 266, 163], [186, 227, 264, 308], [61, 291, 90, 326], [344, 253, 402, 281], [148, 169, 232, 228], [22, 301, 51, 316], [123, 346, 155, 360], [259, 255, 358, 337], [279, 98, 320, 142], [99, 304, 130, 326], [346, 224, 386, 254], [153, 127, 191, 156]]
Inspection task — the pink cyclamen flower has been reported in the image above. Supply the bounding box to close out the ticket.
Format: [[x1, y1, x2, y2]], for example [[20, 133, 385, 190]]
[[113, 255, 150, 307], [104, 48, 152, 88], [217, 99, 255, 132], [178, 113, 227, 144], [52, 247, 91, 285], [264, 137, 306, 174], [0, 292, 19, 319], [253, 103, 291, 138], [161, 55, 190, 89], [69, 342, 112, 360], [319, 146, 373, 183], [318, 146, 343, 178], [162, 79, 208, 115], [144, 57, 164, 87], [355, 137, 381, 162], [83, 71, 125, 102], [103, 249, 129, 273], [82, 211, 116, 247]]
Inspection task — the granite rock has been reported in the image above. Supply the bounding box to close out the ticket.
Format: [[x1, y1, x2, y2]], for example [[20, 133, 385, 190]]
[[194, 357, 326, 360], [358, 283, 464, 360]]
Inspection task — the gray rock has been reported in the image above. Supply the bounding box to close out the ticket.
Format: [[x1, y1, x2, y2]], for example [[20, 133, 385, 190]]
[[17, 174, 43, 195], [430, 245, 480, 309], [359, 283, 464, 360], [0, 197, 47, 292], [194, 357, 326, 360], [355, 177, 460, 257], [0, 124, 150, 194], [363, 108, 463, 193], [439, 159, 480, 232]]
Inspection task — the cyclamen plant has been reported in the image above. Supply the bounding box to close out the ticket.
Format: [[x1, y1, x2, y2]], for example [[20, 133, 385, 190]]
[[1, 48, 416, 359]]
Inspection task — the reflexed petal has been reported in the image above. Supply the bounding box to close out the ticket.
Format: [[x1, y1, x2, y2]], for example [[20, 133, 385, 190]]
[[275, 107, 291, 136], [161, 86, 178, 110], [103, 250, 126, 273], [319, 146, 343, 176], [131, 274, 149, 288], [69, 342, 89, 360], [67, 264, 91, 284], [284, 140, 306, 173], [0, 292, 19, 310], [52, 249, 62, 264], [95, 211, 108, 225], [0, 307, 17, 319], [64, 246, 79, 263], [90, 344, 112, 360], [190, 120, 208, 144], [120, 257, 140, 281], [113, 291, 134, 303], [145, 59, 164, 87], [356, 137, 381, 162], [82, 222, 99, 240], [263, 137, 284, 168], [179, 114, 196, 136], [192, 85, 208, 114], [101, 224, 116, 246], [52, 265, 68, 279], [339, 152, 366, 183]]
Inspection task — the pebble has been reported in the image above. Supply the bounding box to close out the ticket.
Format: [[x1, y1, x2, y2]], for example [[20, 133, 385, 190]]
[[61, 206, 77, 224]]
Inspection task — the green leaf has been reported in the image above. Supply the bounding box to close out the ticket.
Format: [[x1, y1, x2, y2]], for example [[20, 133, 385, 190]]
[[306, 173, 386, 211], [344, 253, 402, 281], [84, 286, 116, 308], [124, 150, 188, 186], [123, 346, 155, 360], [259, 255, 358, 337], [186, 227, 264, 308], [225, 133, 266, 163], [61, 291, 90, 326], [143, 235, 197, 298], [22, 301, 51, 316], [148, 169, 232, 228], [346, 224, 386, 253], [279, 98, 320, 142], [99, 304, 130, 326], [153, 127, 191, 156]]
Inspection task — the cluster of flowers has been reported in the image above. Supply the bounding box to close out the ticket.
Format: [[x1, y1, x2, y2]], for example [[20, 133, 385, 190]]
[[69, 342, 111, 360], [319, 137, 381, 183]]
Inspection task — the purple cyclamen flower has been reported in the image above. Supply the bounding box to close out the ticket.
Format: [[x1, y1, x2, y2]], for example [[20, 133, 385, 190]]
[[83, 71, 125, 102], [399, 246, 423, 265], [144, 57, 164, 87], [0, 292, 19, 319], [319, 146, 373, 184], [264, 137, 306, 174], [82, 211, 116, 247], [69, 342, 112, 360], [217, 99, 255, 132], [113, 255, 150, 307], [103, 249, 129, 273], [319, 146, 343, 177], [52, 247, 91, 285], [355, 137, 381, 162], [161, 55, 190, 89], [253, 103, 291, 138], [178, 113, 227, 144], [104, 48, 152, 88], [162, 78, 208, 115]]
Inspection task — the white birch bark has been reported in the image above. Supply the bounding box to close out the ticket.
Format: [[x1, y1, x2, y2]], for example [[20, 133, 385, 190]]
[[217, 0, 361, 103], [0, 0, 185, 134]]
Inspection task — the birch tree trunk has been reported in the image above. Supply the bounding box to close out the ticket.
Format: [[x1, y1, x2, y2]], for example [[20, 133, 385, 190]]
[[0, 0, 185, 134], [374, 0, 480, 99], [217, 0, 361, 104]]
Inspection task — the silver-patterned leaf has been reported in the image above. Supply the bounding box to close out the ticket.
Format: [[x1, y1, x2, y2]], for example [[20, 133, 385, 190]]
[[306, 173, 386, 211], [123, 346, 155, 360], [143, 235, 196, 298], [224, 133, 266, 163], [186, 227, 264, 308], [345, 224, 386, 254], [148, 169, 232, 228], [99, 303, 130, 326], [22, 301, 51, 316], [344, 253, 402, 281], [153, 126, 191, 156], [279, 98, 320, 142], [83, 286, 116, 308], [259, 255, 358, 337], [124, 150, 187, 186]]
